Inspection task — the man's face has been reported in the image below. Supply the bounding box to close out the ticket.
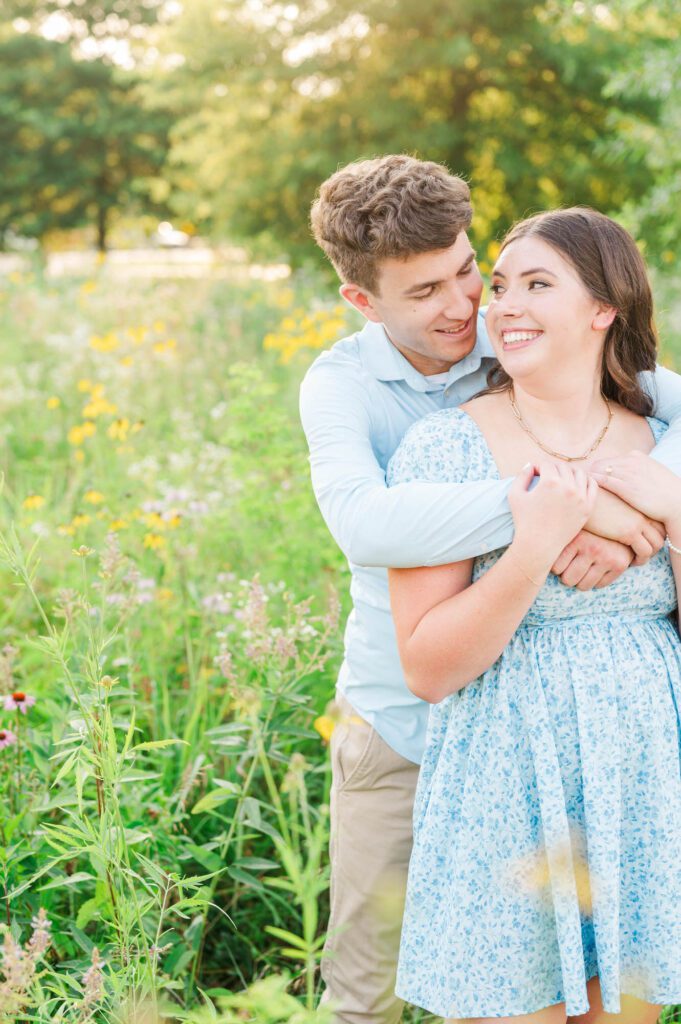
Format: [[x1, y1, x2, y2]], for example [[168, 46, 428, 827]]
[[342, 233, 483, 375]]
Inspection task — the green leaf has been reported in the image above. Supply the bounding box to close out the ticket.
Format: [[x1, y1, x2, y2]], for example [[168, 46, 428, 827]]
[[191, 787, 239, 815]]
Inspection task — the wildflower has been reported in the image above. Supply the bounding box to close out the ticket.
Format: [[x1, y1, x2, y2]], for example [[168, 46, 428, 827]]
[[126, 325, 147, 345], [119, 355, 134, 367], [89, 332, 119, 353], [4, 692, 35, 714], [214, 647, 236, 682], [108, 418, 130, 441], [97, 675, 117, 689], [82, 396, 118, 418], [80, 280, 97, 295], [46, 396, 61, 410], [0, 728, 17, 749], [314, 715, 336, 743], [77, 379, 94, 393], [84, 490, 105, 505], [80, 946, 105, 1012], [22, 495, 45, 510], [143, 532, 165, 550], [58, 524, 76, 536], [67, 421, 96, 446], [108, 518, 129, 531], [27, 909, 51, 958], [71, 514, 92, 528], [152, 339, 177, 354], [73, 546, 95, 558]]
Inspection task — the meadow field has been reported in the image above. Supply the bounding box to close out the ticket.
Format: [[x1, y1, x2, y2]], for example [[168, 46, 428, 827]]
[[1, 259, 680, 1023]]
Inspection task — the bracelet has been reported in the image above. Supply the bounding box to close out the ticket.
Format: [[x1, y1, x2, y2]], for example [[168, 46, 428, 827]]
[[666, 537, 681, 557], [508, 550, 544, 588]]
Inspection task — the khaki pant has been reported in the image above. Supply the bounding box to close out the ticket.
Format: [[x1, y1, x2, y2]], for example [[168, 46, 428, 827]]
[[321, 694, 420, 1024]]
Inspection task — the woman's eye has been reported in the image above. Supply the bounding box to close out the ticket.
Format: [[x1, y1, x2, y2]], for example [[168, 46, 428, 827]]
[[489, 283, 503, 295], [528, 280, 549, 290]]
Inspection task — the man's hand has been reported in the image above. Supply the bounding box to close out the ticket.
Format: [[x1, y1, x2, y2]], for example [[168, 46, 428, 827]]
[[551, 531, 634, 590], [585, 488, 665, 566]]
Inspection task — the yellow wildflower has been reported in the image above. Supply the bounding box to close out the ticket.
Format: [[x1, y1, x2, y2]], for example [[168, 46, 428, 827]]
[[119, 356, 134, 367], [22, 494, 45, 510], [84, 490, 104, 505], [108, 418, 129, 441], [314, 715, 336, 743], [89, 332, 119, 353], [58, 524, 76, 536], [109, 518, 129, 531], [71, 514, 91, 528], [46, 396, 61, 410], [80, 280, 97, 295], [143, 532, 165, 550], [126, 326, 148, 345], [67, 422, 96, 446], [77, 379, 94, 393], [72, 546, 95, 558], [152, 320, 166, 333], [152, 339, 177, 355], [82, 396, 118, 418], [156, 587, 174, 602]]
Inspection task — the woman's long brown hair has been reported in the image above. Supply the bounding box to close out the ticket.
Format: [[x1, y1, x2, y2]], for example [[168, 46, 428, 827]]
[[486, 207, 657, 416]]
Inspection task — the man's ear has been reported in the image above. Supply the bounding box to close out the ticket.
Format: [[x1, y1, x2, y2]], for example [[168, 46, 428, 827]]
[[339, 283, 382, 323], [592, 306, 617, 331]]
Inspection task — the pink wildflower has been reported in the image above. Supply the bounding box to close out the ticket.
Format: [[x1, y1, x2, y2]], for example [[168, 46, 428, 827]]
[[4, 691, 35, 714], [0, 729, 17, 749]]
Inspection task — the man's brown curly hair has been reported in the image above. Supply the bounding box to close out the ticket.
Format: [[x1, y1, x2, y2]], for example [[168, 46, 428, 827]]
[[310, 155, 473, 294]]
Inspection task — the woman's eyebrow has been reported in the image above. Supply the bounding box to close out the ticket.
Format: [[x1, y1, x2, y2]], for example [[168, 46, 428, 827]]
[[492, 267, 558, 279]]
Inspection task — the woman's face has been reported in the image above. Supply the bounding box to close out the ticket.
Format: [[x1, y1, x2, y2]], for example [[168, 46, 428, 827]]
[[486, 236, 607, 385]]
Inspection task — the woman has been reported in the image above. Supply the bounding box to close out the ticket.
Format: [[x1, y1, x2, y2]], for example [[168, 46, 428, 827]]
[[386, 208, 681, 1024]]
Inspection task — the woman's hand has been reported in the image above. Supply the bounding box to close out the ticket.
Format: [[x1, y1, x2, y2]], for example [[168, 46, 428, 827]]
[[509, 462, 599, 573], [590, 451, 681, 537]]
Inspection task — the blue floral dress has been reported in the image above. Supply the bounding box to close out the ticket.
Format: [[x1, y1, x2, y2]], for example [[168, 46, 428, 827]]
[[387, 407, 681, 1020]]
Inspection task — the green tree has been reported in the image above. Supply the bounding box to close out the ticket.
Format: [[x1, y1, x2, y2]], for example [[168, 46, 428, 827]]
[[0, 29, 172, 249], [163, 0, 663, 262], [592, 0, 681, 262]]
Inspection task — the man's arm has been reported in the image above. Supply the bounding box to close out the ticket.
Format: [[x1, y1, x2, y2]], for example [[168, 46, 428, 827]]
[[643, 365, 681, 474], [299, 360, 514, 568]]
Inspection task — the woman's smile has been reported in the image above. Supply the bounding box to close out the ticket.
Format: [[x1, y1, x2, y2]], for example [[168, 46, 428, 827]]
[[501, 328, 544, 350]]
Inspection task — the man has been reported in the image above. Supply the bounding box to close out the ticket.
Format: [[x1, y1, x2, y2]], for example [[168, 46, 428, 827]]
[[299, 155, 681, 1024]]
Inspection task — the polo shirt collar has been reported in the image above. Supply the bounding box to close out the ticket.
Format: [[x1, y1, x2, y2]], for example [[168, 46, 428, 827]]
[[357, 317, 495, 393]]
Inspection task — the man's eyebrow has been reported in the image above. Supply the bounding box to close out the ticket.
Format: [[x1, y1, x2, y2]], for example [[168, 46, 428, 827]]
[[492, 266, 558, 279], [402, 252, 476, 296]]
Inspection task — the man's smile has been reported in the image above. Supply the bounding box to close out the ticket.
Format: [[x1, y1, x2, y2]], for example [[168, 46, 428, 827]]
[[435, 317, 472, 338]]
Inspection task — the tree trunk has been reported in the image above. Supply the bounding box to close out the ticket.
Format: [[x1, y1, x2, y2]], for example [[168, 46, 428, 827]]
[[96, 205, 107, 252]]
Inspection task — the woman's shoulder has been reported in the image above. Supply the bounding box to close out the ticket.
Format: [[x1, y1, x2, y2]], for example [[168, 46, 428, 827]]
[[613, 403, 668, 446], [387, 406, 492, 486]]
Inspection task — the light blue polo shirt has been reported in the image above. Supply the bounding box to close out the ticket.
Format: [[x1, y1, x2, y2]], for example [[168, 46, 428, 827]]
[[299, 316, 681, 764]]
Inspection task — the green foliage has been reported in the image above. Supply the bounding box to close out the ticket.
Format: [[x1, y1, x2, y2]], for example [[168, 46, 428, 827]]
[[0, 266, 346, 1019], [0, 30, 172, 249], [163, 0, 665, 262]]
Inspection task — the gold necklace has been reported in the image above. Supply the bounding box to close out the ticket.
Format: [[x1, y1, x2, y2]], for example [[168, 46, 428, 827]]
[[508, 386, 613, 462]]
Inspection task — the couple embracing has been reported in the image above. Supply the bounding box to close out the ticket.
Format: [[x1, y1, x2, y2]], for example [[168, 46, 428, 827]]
[[299, 155, 681, 1024]]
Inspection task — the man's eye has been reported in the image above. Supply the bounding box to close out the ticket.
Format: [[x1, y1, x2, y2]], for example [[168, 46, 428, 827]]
[[414, 287, 435, 299]]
